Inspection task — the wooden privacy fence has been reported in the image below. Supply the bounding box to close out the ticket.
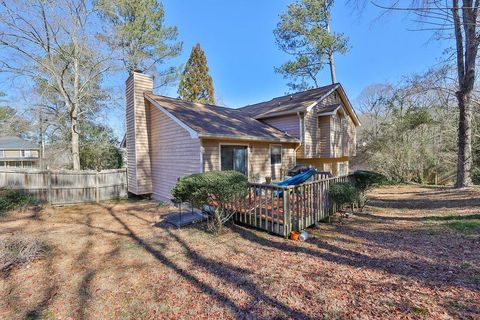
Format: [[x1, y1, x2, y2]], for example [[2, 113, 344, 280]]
[[0, 168, 127, 205], [231, 175, 352, 237]]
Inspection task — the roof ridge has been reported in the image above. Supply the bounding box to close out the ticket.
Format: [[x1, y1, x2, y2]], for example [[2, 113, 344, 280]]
[[238, 83, 340, 109], [146, 93, 232, 110]]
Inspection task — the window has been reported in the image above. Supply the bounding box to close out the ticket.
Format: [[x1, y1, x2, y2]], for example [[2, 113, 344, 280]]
[[23, 161, 32, 168], [21, 150, 32, 158], [338, 162, 348, 176], [220, 145, 248, 175], [0, 150, 4, 158], [0, 161, 4, 167], [270, 145, 282, 165]]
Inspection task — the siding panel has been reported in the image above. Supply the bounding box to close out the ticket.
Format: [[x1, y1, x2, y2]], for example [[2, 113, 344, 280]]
[[150, 104, 201, 201], [126, 72, 154, 194], [262, 115, 301, 138], [202, 139, 296, 183]]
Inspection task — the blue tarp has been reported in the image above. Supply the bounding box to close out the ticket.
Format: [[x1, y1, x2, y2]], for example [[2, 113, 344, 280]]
[[267, 168, 317, 197], [276, 168, 316, 187]]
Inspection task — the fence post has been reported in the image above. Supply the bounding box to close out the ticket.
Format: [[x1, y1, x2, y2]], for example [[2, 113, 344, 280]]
[[95, 171, 100, 203], [47, 170, 52, 204]]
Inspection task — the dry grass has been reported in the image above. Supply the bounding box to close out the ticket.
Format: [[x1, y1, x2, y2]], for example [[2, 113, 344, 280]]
[[0, 185, 479, 319], [0, 235, 47, 273]]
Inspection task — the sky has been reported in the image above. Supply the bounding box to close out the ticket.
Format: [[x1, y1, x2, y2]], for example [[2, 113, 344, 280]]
[[2, 0, 452, 139], [158, 0, 450, 108]]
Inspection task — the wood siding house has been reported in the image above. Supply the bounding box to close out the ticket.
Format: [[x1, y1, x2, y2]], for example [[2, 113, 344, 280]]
[[126, 71, 359, 201], [0, 136, 40, 169]]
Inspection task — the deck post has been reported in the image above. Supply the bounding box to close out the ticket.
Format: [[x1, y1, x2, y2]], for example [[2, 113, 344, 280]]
[[283, 186, 290, 238]]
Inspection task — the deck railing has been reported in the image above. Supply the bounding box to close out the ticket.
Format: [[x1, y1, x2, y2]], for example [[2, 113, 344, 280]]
[[232, 174, 353, 237]]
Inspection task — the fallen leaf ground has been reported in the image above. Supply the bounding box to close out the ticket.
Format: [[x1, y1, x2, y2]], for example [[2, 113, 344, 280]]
[[0, 185, 479, 319]]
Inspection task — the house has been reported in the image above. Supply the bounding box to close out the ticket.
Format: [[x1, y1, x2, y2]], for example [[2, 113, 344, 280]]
[[126, 71, 360, 201], [0, 136, 40, 169]]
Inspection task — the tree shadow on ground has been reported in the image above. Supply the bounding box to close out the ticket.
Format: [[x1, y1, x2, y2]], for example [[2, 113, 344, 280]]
[[231, 225, 480, 293], [367, 197, 480, 210], [355, 212, 480, 222], [2, 217, 59, 318], [101, 203, 312, 319]]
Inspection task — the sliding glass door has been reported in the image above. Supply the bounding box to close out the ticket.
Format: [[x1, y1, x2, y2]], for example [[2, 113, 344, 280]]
[[220, 145, 248, 175]]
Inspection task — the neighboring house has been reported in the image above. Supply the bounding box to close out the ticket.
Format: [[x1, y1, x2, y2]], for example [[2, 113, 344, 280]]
[[126, 71, 360, 201], [0, 136, 40, 169]]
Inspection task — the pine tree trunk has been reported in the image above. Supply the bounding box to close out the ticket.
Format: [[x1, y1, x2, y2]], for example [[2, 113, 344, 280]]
[[455, 91, 473, 187], [328, 52, 336, 84], [326, 20, 337, 84]]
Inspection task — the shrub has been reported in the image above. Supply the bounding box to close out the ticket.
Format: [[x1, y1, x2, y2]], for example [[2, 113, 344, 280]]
[[0, 235, 48, 273], [352, 170, 387, 211], [328, 182, 358, 212], [172, 171, 248, 234], [472, 168, 480, 185], [0, 188, 39, 215]]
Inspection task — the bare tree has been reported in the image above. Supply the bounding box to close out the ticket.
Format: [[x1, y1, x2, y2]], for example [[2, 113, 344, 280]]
[[0, 0, 112, 170], [354, 0, 480, 187]]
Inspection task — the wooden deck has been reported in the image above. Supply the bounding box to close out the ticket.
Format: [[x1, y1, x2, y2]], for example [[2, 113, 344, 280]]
[[231, 174, 352, 237]]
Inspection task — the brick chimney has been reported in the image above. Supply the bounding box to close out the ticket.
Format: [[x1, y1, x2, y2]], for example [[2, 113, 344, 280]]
[[125, 71, 153, 195]]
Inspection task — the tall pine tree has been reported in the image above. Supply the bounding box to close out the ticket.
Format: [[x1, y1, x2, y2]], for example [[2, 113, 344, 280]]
[[178, 44, 215, 104]]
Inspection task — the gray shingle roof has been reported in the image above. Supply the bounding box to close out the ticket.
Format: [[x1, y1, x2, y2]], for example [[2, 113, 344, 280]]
[[0, 136, 38, 150], [146, 94, 299, 143], [238, 84, 339, 118], [318, 103, 342, 114]]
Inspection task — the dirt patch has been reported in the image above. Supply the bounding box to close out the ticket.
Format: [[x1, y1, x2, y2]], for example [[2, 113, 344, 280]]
[[0, 185, 479, 319]]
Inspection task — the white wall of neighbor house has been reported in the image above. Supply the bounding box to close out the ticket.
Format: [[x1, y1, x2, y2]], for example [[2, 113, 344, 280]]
[[0, 150, 39, 158], [0, 161, 37, 168], [0, 149, 40, 168], [149, 102, 201, 202]]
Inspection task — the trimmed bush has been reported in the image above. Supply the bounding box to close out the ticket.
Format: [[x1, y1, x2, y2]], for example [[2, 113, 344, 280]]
[[172, 171, 248, 234], [352, 170, 387, 210], [0, 188, 39, 215], [353, 170, 387, 191], [328, 182, 358, 212], [472, 168, 480, 185]]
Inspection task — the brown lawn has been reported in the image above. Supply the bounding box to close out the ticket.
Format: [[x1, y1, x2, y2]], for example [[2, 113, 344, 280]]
[[0, 185, 479, 319]]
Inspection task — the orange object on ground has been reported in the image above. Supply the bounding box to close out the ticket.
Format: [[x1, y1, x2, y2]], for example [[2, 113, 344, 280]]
[[290, 231, 300, 240]]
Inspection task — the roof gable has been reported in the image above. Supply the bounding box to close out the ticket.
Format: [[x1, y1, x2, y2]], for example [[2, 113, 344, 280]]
[[238, 84, 360, 126]]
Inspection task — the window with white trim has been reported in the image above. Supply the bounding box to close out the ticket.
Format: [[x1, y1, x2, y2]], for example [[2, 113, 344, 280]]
[[270, 145, 282, 165], [21, 150, 32, 158]]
